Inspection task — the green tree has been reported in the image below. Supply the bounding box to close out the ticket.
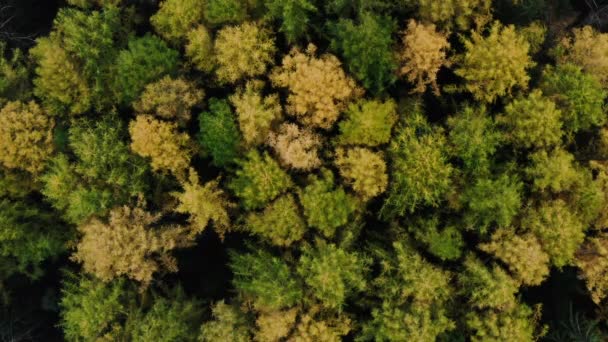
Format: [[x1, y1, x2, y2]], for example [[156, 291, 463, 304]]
[[214, 22, 276, 84], [465, 303, 542, 342], [230, 248, 303, 310], [198, 98, 242, 168], [540, 64, 606, 135], [496, 90, 563, 149], [264, 0, 317, 43], [460, 172, 522, 233], [114, 35, 179, 105], [447, 105, 501, 176], [297, 241, 369, 310], [382, 109, 453, 218], [414, 0, 492, 31], [299, 170, 358, 238], [459, 255, 519, 310], [329, 13, 397, 94], [0, 43, 30, 104], [525, 148, 582, 194], [205, 0, 248, 26], [0, 101, 54, 174], [185, 25, 215, 73], [200, 301, 252, 342], [455, 21, 533, 102], [337, 99, 397, 147], [228, 150, 292, 210], [244, 194, 306, 247], [554, 26, 608, 86], [409, 217, 464, 261], [150, 0, 206, 43]]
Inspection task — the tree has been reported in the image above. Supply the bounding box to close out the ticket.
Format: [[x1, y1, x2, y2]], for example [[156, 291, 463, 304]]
[[399, 20, 450, 94], [268, 123, 322, 171], [576, 232, 608, 304], [30, 37, 91, 116], [270, 44, 361, 129], [460, 172, 522, 233], [540, 64, 606, 135], [59, 274, 134, 342], [264, 0, 317, 43], [289, 306, 352, 341], [129, 115, 193, 176], [67, 0, 122, 8], [336, 99, 397, 147], [150, 0, 206, 43], [72, 203, 193, 286], [0, 42, 30, 104], [408, 216, 464, 261], [42, 117, 149, 224], [133, 76, 204, 126], [0, 101, 54, 174], [465, 303, 542, 342], [297, 241, 369, 310], [447, 105, 501, 176], [199, 301, 252, 342], [455, 21, 533, 102], [496, 90, 562, 149], [525, 148, 582, 194], [554, 26, 608, 86], [204, 0, 248, 26], [131, 288, 203, 342], [254, 308, 297, 342], [114, 34, 179, 105], [335, 147, 388, 200], [214, 22, 276, 84], [229, 248, 303, 310], [382, 109, 453, 218], [329, 13, 397, 94], [198, 98, 242, 168], [244, 194, 306, 247], [228, 150, 292, 210], [299, 170, 358, 238], [172, 169, 232, 238], [479, 228, 550, 286], [523, 199, 585, 268], [459, 255, 519, 310], [0, 199, 66, 280], [414, 0, 492, 31], [229, 80, 282, 146], [185, 25, 215, 73]]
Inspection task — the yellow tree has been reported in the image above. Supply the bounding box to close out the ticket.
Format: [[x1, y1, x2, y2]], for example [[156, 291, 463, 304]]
[[554, 26, 608, 86], [267, 123, 322, 171]]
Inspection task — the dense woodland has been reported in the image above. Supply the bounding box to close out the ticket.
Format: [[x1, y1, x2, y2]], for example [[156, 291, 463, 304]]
[[3, 0, 608, 340]]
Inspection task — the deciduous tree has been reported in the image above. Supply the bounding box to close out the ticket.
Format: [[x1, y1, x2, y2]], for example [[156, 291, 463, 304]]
[[335, 147, 388, 199], [337, 99, 397, 147], [244, 194, 306, 247], [268, 123, 322, 171], [198, 98, 242, 168], [554, 26, 608, 86], [199, 301, 252, 342], [185, 25, 215, 73], [264, 0, 317, 43], [150, 0, 205, 43]]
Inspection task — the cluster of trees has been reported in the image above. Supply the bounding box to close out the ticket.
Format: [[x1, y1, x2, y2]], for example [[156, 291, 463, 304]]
[[2, 0, 608, 340]]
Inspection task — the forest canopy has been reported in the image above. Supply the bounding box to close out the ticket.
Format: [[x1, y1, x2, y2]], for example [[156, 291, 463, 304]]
[[2, 0, 608, 340]]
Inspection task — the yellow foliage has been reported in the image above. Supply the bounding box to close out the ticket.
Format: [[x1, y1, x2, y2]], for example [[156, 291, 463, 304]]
[[335, 147, 388, 199], [215, 22, 276, 84], [173, 169, 232, 239], [399, 20, 450, 94], [133, 76, 204, 126], [255, 308, 297, 342], [417, 0, 492, 31], [556, 26, 608, 86], [576, 233, 608, 304], [72, 203, 193, 286], [186, 25, 215, 73], [271, 44, 362, 129], [230, 80, 282, 146], [288, 306, 351, 342], [479, 228, 550, 286], [150, 0, 205, 43], [0, 101, 54, 174], [129, 115, 193, 176], [268, 123, 322, 171]]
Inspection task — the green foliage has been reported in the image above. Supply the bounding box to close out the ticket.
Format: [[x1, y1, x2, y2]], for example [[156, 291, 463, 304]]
[[337, 99, 397, 147], [131, 289, 202, 342], [497, 90, 563, 149], [410, 217, 464, 261], [150, 0, 205, 43], [466, 302, 541, 342], [0, 199, 66, 279], [461, 172, 522, 233], [244, 194, 306, 247], [455, 21, 533, 102], [229, 150, 292, 210], [230, 248, 303, 310], [264, 0, 318, 43], [382, 109, 453, 218], [200, 301, 252, 342], [459, 255, 519, 310], [525, 148, 582, 193], [114, 34, 179, 105], [540, 64, 606, 135], [414, 0, 492, 31], [204, 0, 248, 26], [329, 13, 397, 94], [299, 170, 357, 238], [198, 98, 241, 168], [185, 25, 215, 73], [0, 43, 30, 104], [297, 241, 369, 310], [447, 105, 501, 176]]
